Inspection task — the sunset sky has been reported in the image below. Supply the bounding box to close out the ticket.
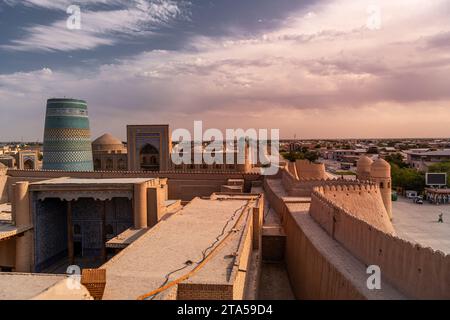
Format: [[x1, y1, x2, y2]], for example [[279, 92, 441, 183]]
[[0, 0, 449, 141]]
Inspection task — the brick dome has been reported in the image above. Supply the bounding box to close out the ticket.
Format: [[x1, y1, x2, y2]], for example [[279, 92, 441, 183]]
[[92, 133, 125, 153], [371, 158, 391, 178], [357, 155, 373, 167]]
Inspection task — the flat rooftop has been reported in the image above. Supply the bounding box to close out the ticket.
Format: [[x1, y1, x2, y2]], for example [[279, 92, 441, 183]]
[[106, 228, 148, 249], [407, 149, 450, 156], [0, 204, 32, 241], [0, 223, 32, 241], [28, 178, 161, 199], [0, 273, 66, 300], [101, 196, 258, 300]]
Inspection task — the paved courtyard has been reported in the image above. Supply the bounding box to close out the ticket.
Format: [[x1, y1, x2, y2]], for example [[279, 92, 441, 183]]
[[392, 197, 450, 254], [258, 262, 295, 300]]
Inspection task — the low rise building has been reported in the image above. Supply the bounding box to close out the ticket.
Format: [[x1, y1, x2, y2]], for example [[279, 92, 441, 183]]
[[326, 149, 366, 161], [92, 133, 127, 171], [1, 177, 171, 274], [406, 149, 450, 171], [101, 193, 263, 300]]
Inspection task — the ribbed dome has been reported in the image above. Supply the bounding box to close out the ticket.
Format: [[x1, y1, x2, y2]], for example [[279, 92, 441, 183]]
[[357, 156, 373, 180], [92, 133, 125, 153], [371, 158, 391, 178], [93, 133, 123, 146], [357, 155, 373, 167]]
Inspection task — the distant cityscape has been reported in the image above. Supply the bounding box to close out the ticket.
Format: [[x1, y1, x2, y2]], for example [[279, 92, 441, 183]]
[[3, 137, 450, 177]]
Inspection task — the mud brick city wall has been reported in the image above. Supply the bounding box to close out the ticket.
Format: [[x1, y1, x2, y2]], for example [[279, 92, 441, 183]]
[[263, 178, 365, 299], [310, 188, 450, 299], [281, 169, 359, 198], [309, 184, 393, 234]]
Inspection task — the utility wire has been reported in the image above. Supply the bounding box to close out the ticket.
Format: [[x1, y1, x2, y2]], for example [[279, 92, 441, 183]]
[[146, 197, 258, 300]]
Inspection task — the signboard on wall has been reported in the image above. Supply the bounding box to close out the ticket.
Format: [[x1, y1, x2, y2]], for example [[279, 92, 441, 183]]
[[426, 173, 447, 186]]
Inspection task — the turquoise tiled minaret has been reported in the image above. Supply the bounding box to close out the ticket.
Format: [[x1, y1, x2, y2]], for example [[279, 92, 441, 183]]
[[42, 98, 94, 171]]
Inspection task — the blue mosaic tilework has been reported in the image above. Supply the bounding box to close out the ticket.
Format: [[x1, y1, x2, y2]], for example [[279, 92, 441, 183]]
[[43, 99, 94, 171]]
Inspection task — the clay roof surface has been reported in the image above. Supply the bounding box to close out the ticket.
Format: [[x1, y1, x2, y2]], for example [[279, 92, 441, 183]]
[[0, 223, 32, 241], [0, 273, 66, 300], [101, 197, 257, 300], [407, 149, 450, 156]]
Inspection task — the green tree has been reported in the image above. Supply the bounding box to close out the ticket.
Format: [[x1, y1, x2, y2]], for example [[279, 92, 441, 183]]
[[281, 150, 319, 163], [391, 164, 425, 191], [385, 153, 408, 168], [281, 151, 304, 162], [304, 151, 319, 163]]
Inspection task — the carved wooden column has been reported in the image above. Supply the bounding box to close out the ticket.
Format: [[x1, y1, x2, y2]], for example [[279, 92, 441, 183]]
[[102, 200, 107, 262], [14, 182, 32, 272], [67, 200, 74, 265], [133, 182, 148, 229]]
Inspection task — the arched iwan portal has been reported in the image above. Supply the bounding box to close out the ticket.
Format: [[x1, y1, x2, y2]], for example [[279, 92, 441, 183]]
[[140, 144, 160, 171]]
